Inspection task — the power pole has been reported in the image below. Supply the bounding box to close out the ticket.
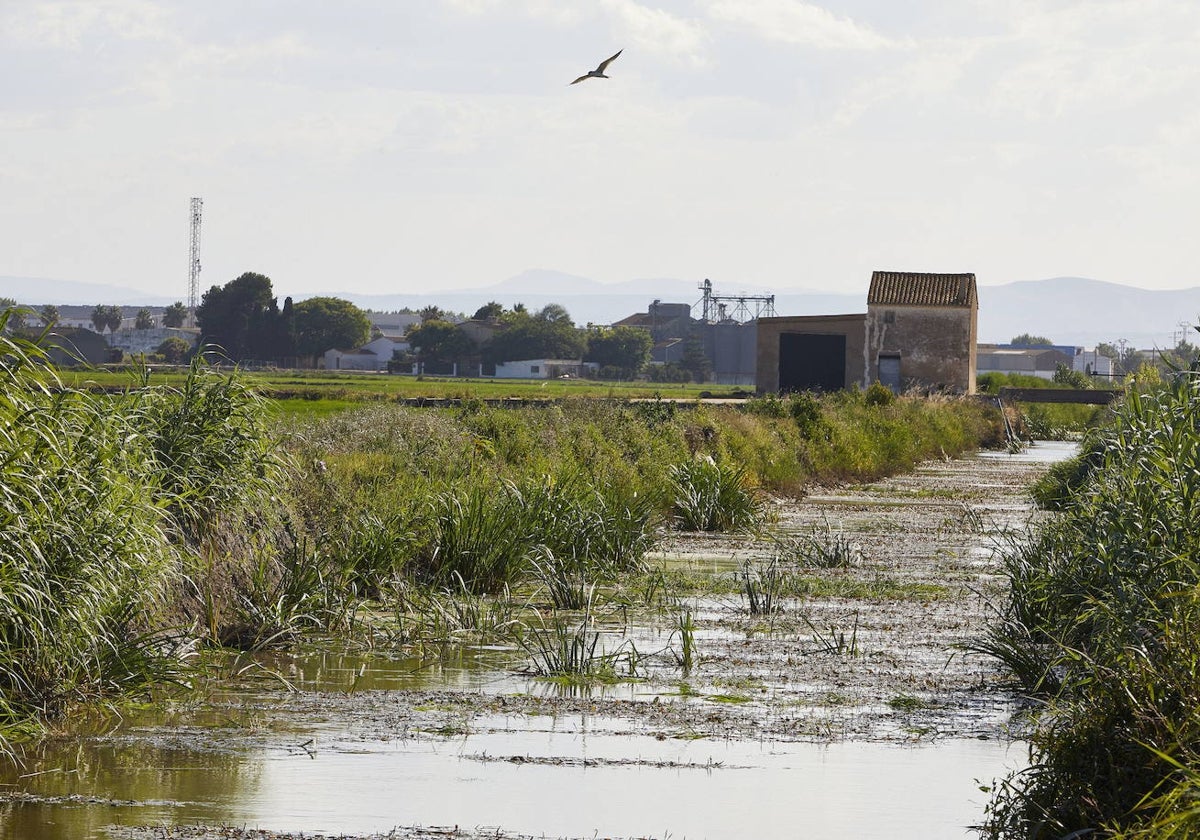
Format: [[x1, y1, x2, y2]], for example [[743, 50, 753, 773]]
[[188, 197, 203, 326]]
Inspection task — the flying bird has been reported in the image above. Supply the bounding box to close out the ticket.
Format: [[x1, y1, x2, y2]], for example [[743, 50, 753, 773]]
[[570, 49, 622, 85]]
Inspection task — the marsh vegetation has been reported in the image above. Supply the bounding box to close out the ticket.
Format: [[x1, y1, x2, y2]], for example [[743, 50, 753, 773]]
[[5, 318, 1072, 837], [976, 368, 1200, 838]]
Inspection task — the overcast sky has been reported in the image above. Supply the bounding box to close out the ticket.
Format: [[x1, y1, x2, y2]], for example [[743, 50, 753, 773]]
[[3, 0, 1199, 302]]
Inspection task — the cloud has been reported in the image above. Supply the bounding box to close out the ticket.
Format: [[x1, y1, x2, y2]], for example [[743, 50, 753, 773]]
[[440, 0, 585, 26], [1, 1, 171, 50], [600, 0, 709, 64], [703, 0, 900, 51], [974, 0, 1200, 118]]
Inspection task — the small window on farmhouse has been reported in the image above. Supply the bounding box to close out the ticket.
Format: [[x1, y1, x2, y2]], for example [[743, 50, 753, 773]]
[[883, 310, 895, 324], [531, 366, 540, 374]]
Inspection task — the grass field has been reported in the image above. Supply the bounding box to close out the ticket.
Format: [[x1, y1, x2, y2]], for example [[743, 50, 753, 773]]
[[54, 366, 747, 412]]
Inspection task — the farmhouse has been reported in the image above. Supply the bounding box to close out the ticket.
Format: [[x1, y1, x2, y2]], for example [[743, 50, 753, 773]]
[[756, 271, 979, 395]]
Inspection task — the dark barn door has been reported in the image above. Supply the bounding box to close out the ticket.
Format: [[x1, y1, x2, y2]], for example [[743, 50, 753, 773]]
[[778, 333, 846, 392]]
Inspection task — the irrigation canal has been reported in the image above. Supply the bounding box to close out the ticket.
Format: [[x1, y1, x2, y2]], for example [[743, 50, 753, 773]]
[[0, 442, 1076, 840]]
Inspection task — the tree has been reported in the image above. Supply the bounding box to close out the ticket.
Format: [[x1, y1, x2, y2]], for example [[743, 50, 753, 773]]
[[535, 303, 572, 324], [11, 310, 27, 331], [1053, 363, 1091, 389], [472, 301, 504, 320], [195, 272, 276, 360], [91, 304, 122, 334], [156, 336, 192, 364], [135, 308, 155, 330], [484, 307, 585, 364], [162, 302, 187, 328], [38, 305, 59, 327], [586, 325, 653, 378], [273, 296, 297, 360], [407, 319, 475, 371], [419, 305, 448, 323], [292, 296, 372, 359], [1010, 333, 1054, 346]]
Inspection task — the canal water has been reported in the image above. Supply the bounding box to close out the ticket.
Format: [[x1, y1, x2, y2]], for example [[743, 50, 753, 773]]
[[0, 675, 1026, 840], [1, 444, 1070, 839]]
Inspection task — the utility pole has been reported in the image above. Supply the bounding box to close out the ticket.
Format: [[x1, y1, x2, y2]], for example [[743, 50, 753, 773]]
[[188, 197, 203, 326]]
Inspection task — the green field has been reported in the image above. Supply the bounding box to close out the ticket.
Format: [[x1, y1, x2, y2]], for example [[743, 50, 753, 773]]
[[56, 367, 747, 413]]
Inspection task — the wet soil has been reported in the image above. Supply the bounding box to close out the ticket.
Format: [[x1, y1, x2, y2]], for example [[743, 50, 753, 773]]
[[0, 445, 1065, 840]]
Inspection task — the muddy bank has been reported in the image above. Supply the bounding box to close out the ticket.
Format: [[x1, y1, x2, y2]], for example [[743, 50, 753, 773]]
[[0, 444, 1065, 840]]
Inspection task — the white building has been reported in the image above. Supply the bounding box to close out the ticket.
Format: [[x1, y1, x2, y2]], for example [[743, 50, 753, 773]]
[[108, 327, 199, 356], [493, 359, 596, 379], [1072, 348, 1115, 379], [323, 336, 409, 371], [366, 312, 421, 338]]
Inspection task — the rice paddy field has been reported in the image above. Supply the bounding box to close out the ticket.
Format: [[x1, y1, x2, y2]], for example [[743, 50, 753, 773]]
[[52, 366, 738, 416]]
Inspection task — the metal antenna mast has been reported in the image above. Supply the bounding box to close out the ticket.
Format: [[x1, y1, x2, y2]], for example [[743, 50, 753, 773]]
[[188, 197, 203, 320]]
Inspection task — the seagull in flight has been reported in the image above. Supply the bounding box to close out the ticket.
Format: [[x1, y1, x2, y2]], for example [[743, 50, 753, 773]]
[[570, 49, 622, 85]]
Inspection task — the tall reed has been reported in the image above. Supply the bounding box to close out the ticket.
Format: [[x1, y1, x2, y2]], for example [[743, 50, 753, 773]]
[[977, 373, 1200, 837], [669, 454, 764, 532], [0, 324, 178, 742]]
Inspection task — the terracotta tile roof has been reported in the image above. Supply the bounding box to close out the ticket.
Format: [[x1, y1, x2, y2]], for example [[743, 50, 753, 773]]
[[868, 271, 977, 308]]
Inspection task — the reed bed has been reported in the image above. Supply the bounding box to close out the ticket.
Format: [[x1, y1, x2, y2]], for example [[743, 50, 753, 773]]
[[0, 319, 1004, 743], [976, 373, 1200, 838], [0, 331, 289, 747]]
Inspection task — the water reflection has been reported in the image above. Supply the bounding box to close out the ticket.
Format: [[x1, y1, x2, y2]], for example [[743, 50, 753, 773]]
[[0, 722, 1024, 840]]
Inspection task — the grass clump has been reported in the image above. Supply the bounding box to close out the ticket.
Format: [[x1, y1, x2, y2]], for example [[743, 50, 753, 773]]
[[517, 601, 639, 683], [669, 455, 764, 532], [738, 558, 787, 615], [774, 518, 863, 569]]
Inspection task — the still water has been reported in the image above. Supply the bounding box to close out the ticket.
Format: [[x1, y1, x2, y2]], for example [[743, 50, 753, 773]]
[[1, 444, 1066, 839], [1, 713, 1024, 840]]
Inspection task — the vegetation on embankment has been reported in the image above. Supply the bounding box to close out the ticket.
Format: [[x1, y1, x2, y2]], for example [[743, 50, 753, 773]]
[[0, 328, 1005, 747], [976, 368, 1200, 838], [976, 371, 1116, 439], [0, 323, 286, 745]]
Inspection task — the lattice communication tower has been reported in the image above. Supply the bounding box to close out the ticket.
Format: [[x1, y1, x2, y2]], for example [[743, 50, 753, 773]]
[[187, 197, 203, 316]]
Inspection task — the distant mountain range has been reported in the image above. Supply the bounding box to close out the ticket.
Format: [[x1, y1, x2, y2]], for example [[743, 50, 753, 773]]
[[3, 271, 1198, 349]]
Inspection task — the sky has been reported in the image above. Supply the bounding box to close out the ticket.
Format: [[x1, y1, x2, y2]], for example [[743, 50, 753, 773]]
[[3, 0, 1200, 304]]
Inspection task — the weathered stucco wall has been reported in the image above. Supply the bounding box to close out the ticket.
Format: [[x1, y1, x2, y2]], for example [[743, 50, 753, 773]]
[[866, 304, 976, 393]]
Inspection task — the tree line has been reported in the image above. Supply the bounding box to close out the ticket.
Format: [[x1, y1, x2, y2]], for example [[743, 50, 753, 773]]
[[192, 272, 372, 364], [4, 275, 717, 380], [406, 300, 711, 381]]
